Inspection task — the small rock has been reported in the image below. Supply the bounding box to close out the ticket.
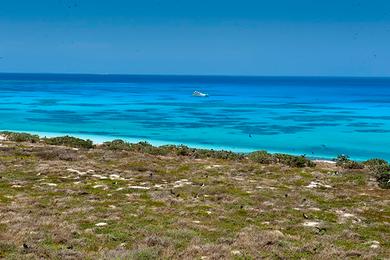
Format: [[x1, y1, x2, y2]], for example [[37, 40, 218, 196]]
[[231, 250, 241, 256], [109, 174, 121, 180], [128, 186, 150, 190], [93, 184, 106, 189], [95, 222, 108, 227], [303, 221, 320, 227], [306, 181, 331, 189], [67, 168, 85, 175], [369, 241, 380, 249], [92, 174, 107, 179]]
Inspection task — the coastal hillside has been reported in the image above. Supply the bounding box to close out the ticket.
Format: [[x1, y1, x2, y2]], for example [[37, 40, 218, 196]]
[[0, 133, 389, 259]]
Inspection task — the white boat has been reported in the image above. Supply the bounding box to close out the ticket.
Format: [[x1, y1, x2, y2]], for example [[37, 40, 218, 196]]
[[192, 91, 208, 97]]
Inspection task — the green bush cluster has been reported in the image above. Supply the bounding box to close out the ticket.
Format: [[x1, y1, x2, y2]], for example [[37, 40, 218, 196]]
[[376, 172, 390, 189], [161, 145, 244, 160], [363, 158, 390, 189], [102, 139, 316, 167], [334, 155, 389, 189], [131, 142, 169, 155], [363, 158, 389, 175], [103, 140, 169, 155], [102, 139, 133, 151], [273, 153, 315, 167], [248, 150, 275, 164], [0, 131, 40, 143], [192, 148, 244, 160], [335, 155, 364, 169], [248, 151, 315, 167], [42, 136, 94, 149], [102, 140, 244, 160]]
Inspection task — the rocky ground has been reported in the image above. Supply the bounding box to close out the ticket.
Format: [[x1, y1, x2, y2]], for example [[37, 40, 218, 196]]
[[0, 136, 389, 259]]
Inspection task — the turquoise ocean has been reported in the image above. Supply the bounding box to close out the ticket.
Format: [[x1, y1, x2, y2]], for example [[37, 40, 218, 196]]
[[1, 73, 390, 161]]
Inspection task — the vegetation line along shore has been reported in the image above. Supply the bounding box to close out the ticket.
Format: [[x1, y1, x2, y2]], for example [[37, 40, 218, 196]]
[[1, 131, 389, 188], [0, 131, 389, 258]]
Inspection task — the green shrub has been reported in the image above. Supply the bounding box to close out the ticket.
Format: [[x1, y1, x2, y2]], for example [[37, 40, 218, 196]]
[[191, 148, 244, 160], [336, 154, 364, 169], [174, 145, 194, 156], [363, 158, 390, 189], [101, 141, 243, 160], [102, 140, 169, 155], [1, 131, 39, 143], [129, 141, 169, 155], [274, 154, 315, 168], [108, 141, 170, 155], [345, 161, 364, 169], [335, 155, 350, 166], [42, 136, 94, 149], [248, 150, 275, 164], [158, 145, 244, 160], [363, 158, 389, 175], [377, 172, 390, 189], [102, 139, 132, 151]]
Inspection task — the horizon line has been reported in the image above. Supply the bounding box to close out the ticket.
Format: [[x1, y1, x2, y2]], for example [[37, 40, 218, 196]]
[[1, 72, 390, 79]]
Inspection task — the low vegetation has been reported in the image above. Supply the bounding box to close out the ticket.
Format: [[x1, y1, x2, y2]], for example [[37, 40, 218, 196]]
[[102, 140, 244, 160], [42, 136, 94, 149], [0, 131, 40, 143], [0, 132, 389, 259], [0, 132, 94, 149], [336, 155, 364, 169], [363, 158, 390, 189], [248, 151, 315, 168]]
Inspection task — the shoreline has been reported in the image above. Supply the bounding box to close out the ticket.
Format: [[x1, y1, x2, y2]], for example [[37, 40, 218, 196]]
[[0, 129, 340, 163]]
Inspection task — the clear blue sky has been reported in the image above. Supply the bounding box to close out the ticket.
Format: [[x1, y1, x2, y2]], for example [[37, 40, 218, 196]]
[[1, 0, 390, 76]]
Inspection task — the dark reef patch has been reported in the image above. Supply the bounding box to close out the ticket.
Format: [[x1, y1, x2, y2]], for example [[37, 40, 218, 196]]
[[355, 129, 390, 133]]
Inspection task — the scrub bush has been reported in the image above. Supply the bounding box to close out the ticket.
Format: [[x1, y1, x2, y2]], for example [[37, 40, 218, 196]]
[[274, 154, 315, 168], [43, 136, 94, 149], [1, 131, 40, 143], [248, 151, 275, 164], [336, 155, 364, 169]]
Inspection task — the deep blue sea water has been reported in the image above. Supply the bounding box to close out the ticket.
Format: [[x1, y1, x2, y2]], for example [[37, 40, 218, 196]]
[[1, 73, 390, 161]]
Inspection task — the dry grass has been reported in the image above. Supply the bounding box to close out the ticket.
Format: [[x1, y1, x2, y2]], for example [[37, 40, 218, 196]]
[[0, 139, 389, 259]]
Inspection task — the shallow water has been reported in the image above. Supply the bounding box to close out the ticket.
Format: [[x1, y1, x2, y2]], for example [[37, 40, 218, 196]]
[[1, 73, 390, 161]]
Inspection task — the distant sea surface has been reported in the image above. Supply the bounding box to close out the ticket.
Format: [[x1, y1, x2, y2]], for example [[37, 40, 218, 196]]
[[1, 73, 390, 161]]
